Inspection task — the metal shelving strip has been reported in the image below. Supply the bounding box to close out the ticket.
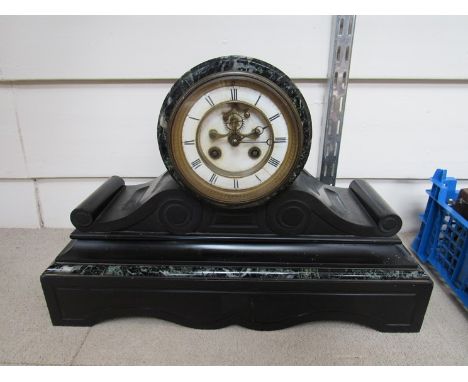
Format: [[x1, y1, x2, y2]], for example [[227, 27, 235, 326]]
[[319, 15, 356, 185]]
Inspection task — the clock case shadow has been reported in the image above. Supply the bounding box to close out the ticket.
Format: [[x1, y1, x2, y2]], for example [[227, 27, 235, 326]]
[[40, 170, 432, 332]]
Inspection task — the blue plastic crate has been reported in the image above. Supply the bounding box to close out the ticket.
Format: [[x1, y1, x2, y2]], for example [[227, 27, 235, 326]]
[[412, 169, 468, 308]]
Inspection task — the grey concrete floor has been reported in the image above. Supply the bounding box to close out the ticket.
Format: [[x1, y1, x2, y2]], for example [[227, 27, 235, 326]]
[[0, 228, 466, 365]]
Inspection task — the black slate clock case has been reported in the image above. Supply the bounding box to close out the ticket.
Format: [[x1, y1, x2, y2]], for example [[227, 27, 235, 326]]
[[40, 56, 432, 332]]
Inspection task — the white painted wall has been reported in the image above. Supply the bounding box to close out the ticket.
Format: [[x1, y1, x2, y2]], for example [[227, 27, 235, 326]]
[[0, 15, 467, 232]]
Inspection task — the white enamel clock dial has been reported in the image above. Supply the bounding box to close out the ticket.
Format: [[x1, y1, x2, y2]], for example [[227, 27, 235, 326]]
[[180, 85, 289, 191]]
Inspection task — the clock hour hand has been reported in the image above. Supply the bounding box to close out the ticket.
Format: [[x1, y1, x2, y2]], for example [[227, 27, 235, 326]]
[[211, 123, 270, 146], [256, 125, 270, 133], [210, 126, 260, 142], [237, 125, 269, 140], [209, 129, 230, 140]]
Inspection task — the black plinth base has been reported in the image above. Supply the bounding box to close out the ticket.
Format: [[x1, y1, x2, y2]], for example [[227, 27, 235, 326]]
[[41, 235, 432, 332]]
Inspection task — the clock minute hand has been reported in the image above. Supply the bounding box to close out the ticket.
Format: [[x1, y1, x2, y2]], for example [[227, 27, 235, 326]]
[[239, 140, 271, 145]]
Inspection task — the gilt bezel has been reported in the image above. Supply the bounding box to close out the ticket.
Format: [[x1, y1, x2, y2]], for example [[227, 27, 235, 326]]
[[167, 72, 302, 206]]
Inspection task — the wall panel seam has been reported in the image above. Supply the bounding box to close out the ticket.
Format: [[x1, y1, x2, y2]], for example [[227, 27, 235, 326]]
[[2, 79, 468, 85], [2, 177, 466, 182], [32, 179, 44, 228], [11, 84, 30, 177], [10, 84, 43, 227]]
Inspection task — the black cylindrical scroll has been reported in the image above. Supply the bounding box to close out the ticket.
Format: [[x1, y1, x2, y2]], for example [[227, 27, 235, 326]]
[[350, 179, 402, 235], [70, 176, 125, 229]]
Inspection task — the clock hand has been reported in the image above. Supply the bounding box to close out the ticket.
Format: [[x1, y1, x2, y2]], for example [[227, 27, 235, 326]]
[[239, 139, 273, 145], [218, 126, 260, 146], [236, 125, 270, 140], [238, 130, 260, 139], [209, 129, 230, 140], [255, 125, 270, 134]]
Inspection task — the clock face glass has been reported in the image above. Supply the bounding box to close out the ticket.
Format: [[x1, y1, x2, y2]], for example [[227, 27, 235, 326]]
[[169, 73, 301, 205]]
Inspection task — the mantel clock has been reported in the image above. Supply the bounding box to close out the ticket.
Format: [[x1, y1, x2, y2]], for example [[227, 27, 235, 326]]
[[41, 56, 432, 332]]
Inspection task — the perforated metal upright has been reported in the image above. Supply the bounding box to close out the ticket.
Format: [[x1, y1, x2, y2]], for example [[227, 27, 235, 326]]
[[319, 15, 356, 185]]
